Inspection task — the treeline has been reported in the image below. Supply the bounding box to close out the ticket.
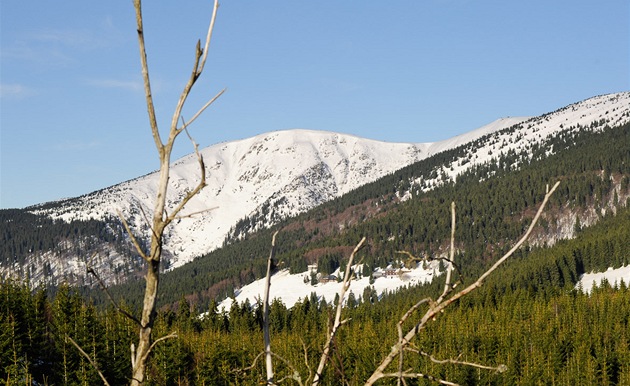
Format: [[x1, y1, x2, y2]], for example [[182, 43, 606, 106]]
[[3, 204, 630, 384], [0, 211, 124, 265]]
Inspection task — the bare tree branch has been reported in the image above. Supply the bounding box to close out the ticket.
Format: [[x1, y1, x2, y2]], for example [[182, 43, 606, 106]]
[[270, 351, 305, 386], [408, 348, 507, 373], [116, 210, 148, 261], [148, 331, 178, 353], [436, 202, 456, 304], [173, 207, 218, 220], [133, 0, 161, 154], [365, 181, 560, 385], [263, 231, 280, 385], [170, 0, 220, 139], [312, 237, 366, 386], [177, 88, 226, 134], [86, 264, 142, 327], [164, 126, 207, 224], [396, 298, 432, 386], [66, 334, 111, 386]]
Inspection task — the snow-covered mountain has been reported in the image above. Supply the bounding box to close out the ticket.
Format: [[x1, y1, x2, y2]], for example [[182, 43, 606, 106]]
[[31, 118, 530, 270], [13, 91, 630, 286]]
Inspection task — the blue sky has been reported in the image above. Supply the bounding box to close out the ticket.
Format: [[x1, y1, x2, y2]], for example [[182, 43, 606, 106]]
[[1, 1, 628, 209]]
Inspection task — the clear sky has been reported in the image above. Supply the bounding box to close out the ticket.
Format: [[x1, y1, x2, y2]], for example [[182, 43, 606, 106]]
[[1, 1, 628, 209]]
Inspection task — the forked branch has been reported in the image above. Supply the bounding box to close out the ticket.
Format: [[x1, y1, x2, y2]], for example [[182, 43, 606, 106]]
[[365, 181, 560, 385], [312, 236, 367, 385]]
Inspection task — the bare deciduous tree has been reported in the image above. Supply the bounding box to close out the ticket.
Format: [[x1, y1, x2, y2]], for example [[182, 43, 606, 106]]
[[128, 0, 223, 384]]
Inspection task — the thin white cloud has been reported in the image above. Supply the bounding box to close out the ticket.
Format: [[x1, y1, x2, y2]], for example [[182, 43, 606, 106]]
[[2, 25, 121, 68], [85, 78, 143, 92], [29, 29, 94, 46], [0, 83, 37, 99], [54, 140, 102, 151]]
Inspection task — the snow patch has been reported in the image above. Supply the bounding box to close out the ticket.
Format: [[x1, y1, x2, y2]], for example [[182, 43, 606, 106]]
[[577, 265, 630, 294], [219, 261, 442, 311]]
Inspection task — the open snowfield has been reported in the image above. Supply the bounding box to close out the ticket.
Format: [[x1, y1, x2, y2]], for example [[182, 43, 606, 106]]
[[219, 261, 442, 311]]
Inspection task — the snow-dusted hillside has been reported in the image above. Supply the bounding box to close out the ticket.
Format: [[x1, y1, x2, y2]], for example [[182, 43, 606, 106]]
[[25, 92, 630, 284], [30, 119, 525, 269], [411, 92, 630, 191]]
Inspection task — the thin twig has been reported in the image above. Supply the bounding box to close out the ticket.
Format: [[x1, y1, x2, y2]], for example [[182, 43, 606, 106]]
[[66, 334, 111, 386], [436, 202, 456, 304], [170, 0, 220, 137], [173, 207, 218, 220], [312, 237, 366, 385], [270, 352, 304, 386], [177, 88, 226, 134], [413, 349, 507, 373], [165, 127, 207, 224], [86, 263, 142, 327], [396, 297, 432, 385], [148, 331, 178, 352], [116, 210, 148, 261]]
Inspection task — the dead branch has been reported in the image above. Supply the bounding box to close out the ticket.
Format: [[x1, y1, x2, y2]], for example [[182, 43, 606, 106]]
[[148, 331, 178, 352], [270, 351, 305, 386], [409, 348, 507, 373], [116, 210, 148, 261], [164, 126, 207, 224], [173, 207, 218, 220], [86, 264, 142, 328], [365, 181, 560, 385], [312, 237, 366, 385], [263, 231, 280, 385], [436, 202, 456, 304], [177, 88, 226, 133], [66, 334, 111, 386]]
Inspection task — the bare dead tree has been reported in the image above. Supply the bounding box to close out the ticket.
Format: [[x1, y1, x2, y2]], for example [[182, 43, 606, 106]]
[[364, 181, 560, 385], [126, 0, 223, 384]]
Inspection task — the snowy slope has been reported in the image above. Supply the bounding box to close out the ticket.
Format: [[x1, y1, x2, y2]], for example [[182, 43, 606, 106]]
[[30, 120, 523, 270], [27, 92, 630, 281], [219, 261, 442, 311], [411, 92, 630, 191]]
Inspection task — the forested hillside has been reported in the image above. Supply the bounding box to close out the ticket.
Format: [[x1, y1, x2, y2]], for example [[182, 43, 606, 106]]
[[2, 204, 629, 384]]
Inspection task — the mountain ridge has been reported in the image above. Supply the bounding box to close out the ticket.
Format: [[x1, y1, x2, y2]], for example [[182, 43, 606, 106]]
[[3, 91, 629, 288]]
